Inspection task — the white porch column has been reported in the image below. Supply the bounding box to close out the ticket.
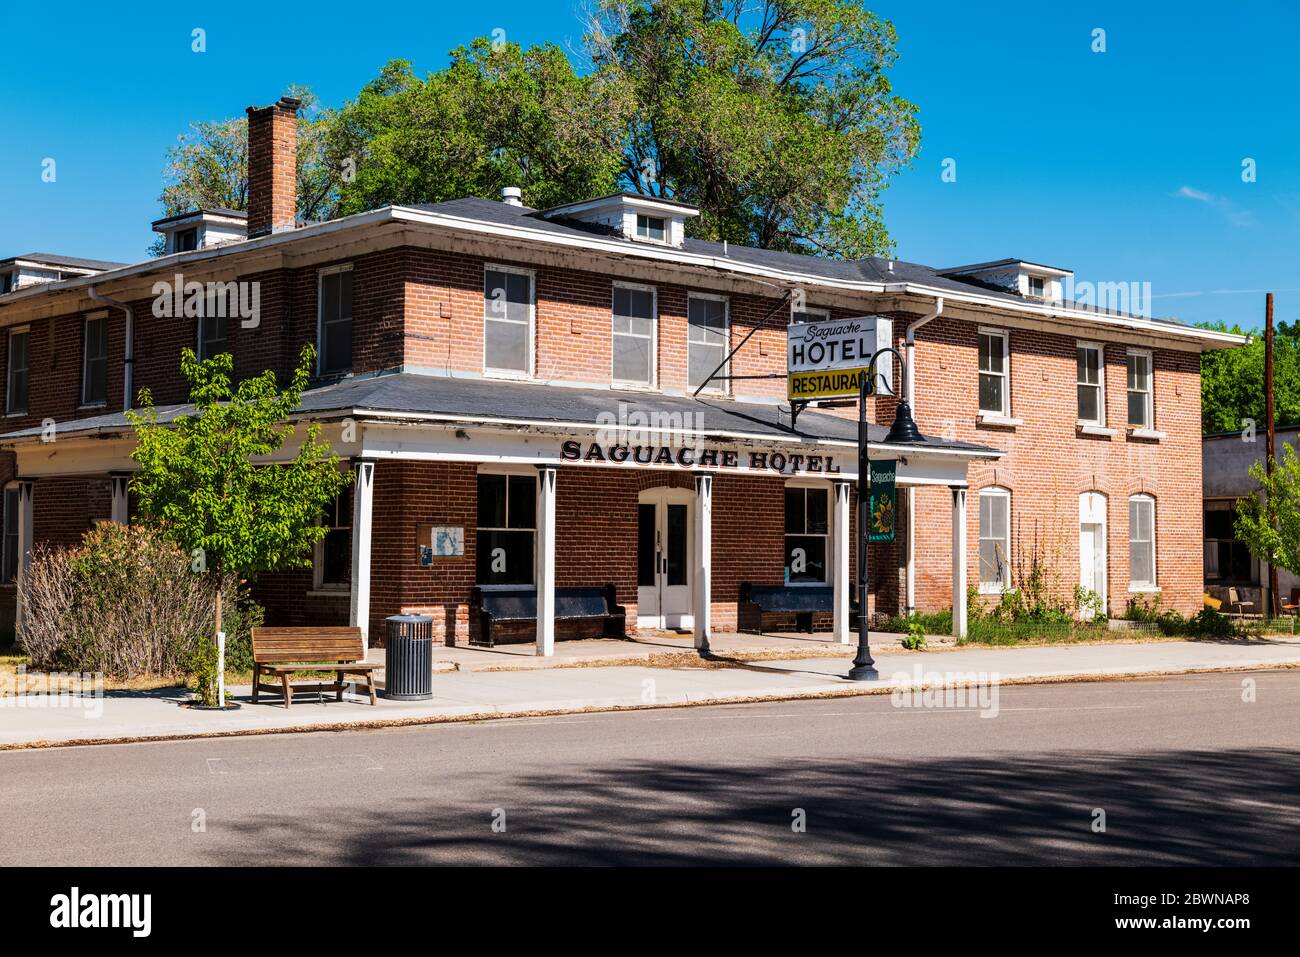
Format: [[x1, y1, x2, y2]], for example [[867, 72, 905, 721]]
[[109, 473, 131, 525], [831, 479, 851, 644], [535, 465, 557, 657], [905, 486, 916, 613], [349, 459, 376, 657], [14, 480, 34, 637], [951, 486, 968, 639], [693, 472, 713, 652]]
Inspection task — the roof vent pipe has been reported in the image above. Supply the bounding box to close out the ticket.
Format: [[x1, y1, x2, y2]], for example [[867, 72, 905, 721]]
[[501, 187, 523, 207]]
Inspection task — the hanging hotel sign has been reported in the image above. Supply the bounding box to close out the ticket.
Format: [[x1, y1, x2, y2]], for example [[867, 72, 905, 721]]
[[787, 316, 893, 400], [868, 459, 897, 542]]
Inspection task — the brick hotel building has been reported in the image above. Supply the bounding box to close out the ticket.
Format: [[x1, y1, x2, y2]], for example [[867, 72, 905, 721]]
[[0, 97, 1246, 654]]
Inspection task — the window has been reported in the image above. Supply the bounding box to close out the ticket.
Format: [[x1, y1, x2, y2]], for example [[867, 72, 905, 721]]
[[174, 228, 199, 253], [81, 315, 108, 406], [687, 294, 728, 392], [1127, 350, 1153, 428], [314, 487, 353, 589], [978, 329, 1009, 415], [476, 472, 536, 585], [0, 272, 13, 295], [7, 329, 28, 415], [612, 284, 656, 386], [979, 488, 1011, 592], [791, 307, 830, 325], [1027, 276, 1045, 297], [784, 486, 829, 583], [1129, 495, 1156, 589], [483, 266, 534, 376], [1204, 503, 1253, 584], [636, 214, 666, 242], [197, 314, 227, 362], [318, 267, 353, 375], [1076, 342, 1104, 425], [2, 487, 17, 584]]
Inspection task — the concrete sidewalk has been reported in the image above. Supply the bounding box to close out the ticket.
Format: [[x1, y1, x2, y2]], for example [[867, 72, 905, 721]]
[[2, 637, 1298, 750]]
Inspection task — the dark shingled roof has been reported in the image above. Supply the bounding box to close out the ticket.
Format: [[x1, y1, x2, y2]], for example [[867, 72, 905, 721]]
[[416, 197, 1201, 330], [0, 371, 998, 456], [0, 252, 127, 271]]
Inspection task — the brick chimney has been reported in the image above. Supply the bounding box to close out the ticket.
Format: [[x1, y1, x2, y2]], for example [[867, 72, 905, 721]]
[[245, 96, 301, 238]]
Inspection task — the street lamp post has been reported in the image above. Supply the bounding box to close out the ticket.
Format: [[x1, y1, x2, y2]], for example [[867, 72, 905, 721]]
[[849, 347, 924, 681]]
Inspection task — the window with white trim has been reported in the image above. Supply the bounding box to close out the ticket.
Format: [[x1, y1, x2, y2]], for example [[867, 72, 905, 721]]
[[978, 329, 1009, 415], [476, 472, 536, 586], [635, 215, 666, 242], [1076, 342, 1104, 425], [1129, 494, 1156, 589], [2, 486, 18, 584], [1126, 350, 1153, 428], [687, 294, 728, 392], [978, 487, 1011, 592], [198, 313, 227, 362], [1027, 276, 1045, 297], [790, 306, 829, 325], [313, 487, 353, 590], [318, 266, 353, 375], [612, 284, 656, 386], [784, 486, 829, 583], [81, 315, 108, 406], [483, 266, 534, 376], [7, 328, 28, 415]]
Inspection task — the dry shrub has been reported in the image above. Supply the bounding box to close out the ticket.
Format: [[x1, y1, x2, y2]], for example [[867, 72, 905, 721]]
[[19, 522, 224, 678]]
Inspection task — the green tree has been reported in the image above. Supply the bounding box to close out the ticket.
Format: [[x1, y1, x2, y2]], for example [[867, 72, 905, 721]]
[[327, 43, 630, 216], [126, 347, 352, 699], [1200, 320, 1298, 434], [1235, 443, 1300, 584], [151, 87, 347, 255], [586, 0, 919, 256]]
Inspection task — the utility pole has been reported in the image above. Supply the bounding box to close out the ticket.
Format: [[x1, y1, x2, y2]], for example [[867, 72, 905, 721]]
[[1265, 292, 1280, 618]]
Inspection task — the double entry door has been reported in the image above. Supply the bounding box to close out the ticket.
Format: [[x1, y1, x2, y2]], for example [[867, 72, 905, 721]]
[[637, 488, 693, 630]]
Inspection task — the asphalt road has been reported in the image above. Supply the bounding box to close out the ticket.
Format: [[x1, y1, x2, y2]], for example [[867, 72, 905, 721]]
[[1, 671, 1297, 865]]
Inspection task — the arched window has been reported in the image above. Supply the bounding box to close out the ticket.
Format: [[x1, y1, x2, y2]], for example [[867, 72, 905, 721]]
[[1129, 494, 1157, 589], [978, 487, 1011, 593]]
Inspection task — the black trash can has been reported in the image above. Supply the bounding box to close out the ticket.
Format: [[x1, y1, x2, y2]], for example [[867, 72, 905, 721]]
[[384, 614, 434, 700]]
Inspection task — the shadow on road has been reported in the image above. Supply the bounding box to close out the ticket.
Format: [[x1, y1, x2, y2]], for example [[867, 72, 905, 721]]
[[213, 747, 1300, 865]]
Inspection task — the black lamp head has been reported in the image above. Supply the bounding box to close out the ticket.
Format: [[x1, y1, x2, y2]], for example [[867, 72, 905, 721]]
[[883, 399, 925, 445]]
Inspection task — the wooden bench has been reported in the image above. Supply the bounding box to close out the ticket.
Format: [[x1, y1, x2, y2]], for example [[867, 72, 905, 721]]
[[251, 626, 378, 708], [740, 582, 856, 635], [469, 584, 627, 647]]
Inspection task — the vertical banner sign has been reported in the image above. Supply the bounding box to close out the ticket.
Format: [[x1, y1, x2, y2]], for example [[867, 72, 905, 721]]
[[868, 460, 897, 542]]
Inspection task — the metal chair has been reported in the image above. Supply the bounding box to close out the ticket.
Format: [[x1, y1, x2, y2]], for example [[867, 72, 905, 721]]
[[1227, 587, 1255, 619]]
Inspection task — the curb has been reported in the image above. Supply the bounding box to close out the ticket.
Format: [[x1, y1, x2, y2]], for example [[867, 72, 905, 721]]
[[0, 658, 1295, 752]]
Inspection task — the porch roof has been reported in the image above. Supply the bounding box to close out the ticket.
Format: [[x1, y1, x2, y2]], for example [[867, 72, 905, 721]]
[[0, 371, 1000, 458]]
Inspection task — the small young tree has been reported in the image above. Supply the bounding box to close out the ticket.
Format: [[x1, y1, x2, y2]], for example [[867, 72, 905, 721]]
[[127, 346, 352, 703], [1235, 442, 1300, 590]]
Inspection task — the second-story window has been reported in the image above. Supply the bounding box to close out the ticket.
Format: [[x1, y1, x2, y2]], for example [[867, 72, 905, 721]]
[[318, 266, 353, 376], [82, 315, 108, 406], [612, 283, 656, 387], [7, 328, 28, 415], [483, 266, 534, 376], [1127, 349, 1153, 428], [978, 328, 1009, 416], [198, 314, 227, 362], [1076, 342, 1104, 425], [687, 294, 728, 393], [636, 215, 666, 242], [791, 306, 829, 324]]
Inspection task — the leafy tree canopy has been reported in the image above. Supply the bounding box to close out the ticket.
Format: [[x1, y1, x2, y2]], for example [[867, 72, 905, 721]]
[[126, 346, 352, 578], [1200, 320, 1297, 434], [154, 1, 919, 259], [1235, 442, 1300, 579]]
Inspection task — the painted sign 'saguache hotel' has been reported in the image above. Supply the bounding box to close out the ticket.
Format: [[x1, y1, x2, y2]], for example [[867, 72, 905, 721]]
[[0, 97, 1247, 653]]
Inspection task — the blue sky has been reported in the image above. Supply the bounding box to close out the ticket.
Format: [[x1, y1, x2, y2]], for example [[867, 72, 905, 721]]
[[2, 0, 1296, 331]]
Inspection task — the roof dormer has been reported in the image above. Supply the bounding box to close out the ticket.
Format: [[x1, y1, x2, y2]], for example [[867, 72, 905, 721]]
[[151, 208, 248, 255], [533, 192, 700, 248], [938, 258, 1072, 302], [0, 253, 124, 296]]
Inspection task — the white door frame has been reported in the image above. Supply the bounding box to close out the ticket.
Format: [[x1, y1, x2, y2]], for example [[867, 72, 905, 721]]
[[1079, 491, 1108, 617], [637, 487, 694, 630]]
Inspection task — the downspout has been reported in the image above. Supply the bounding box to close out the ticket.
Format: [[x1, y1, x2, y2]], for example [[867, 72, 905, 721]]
[[903, 296, 943, 613], [89, 285, 134, 410]]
